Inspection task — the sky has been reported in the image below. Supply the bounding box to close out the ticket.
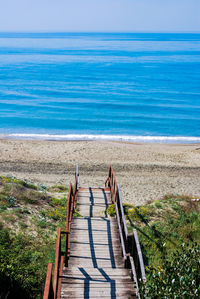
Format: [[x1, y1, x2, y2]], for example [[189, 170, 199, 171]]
[[0, 0, 199, 32]]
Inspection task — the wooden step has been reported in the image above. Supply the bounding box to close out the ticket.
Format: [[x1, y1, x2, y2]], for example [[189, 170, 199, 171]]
[[61, 288, 136, 298], [62, 267, 131, 276], [67, 257, 125, 268]]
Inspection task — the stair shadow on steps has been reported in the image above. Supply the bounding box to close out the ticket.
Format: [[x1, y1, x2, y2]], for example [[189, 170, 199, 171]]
[[79, 267, 117, 299], [87, 217, 116, 268]]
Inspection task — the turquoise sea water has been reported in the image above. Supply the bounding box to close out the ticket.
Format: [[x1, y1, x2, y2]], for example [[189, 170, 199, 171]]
[[0, 33, 200, 142]]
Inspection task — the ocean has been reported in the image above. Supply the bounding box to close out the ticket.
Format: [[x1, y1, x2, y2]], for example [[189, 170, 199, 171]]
[[0, 32, 200, 143]]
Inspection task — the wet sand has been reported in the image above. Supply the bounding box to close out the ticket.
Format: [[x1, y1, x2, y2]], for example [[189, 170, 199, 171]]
[[0, 139, 200, 205]]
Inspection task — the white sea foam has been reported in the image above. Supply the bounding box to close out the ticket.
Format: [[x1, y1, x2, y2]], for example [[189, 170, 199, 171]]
[[1, 133, 200, 143]]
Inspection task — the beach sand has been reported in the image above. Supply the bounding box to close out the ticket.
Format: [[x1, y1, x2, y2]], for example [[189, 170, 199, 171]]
[[0, 139, 200, 205]]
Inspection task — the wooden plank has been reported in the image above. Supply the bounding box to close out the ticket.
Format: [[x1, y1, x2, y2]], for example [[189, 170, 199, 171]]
[[61, 289, 136, 298], [78, 188, 110, 192], [61, 280, 134, 285], [62, 273, 131, 278], [62, 268, 130, 275]]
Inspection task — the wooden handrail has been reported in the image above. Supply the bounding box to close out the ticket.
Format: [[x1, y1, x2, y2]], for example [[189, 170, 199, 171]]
[[43, 263, 54, 299], [129, 256, 140, 299], [43, 229, 64, 299], [73, 164, 79, 209], [65, 164, 79, 267], [65, 183, 73, 266], [75, 164, 79, 190], [53, 228, 62, 298], [117, 184, 128, 239], [133, 230, 146, 283], [43, 165, 79, 299], [106, 164, 146, 296], [115, 196, 127, 262]]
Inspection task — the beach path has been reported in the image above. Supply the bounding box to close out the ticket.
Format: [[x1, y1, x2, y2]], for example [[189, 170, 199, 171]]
[[60, 187, 136, 298]]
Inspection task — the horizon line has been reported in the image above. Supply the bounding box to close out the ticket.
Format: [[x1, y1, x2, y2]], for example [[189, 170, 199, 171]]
[[0, 31, 200, 34]]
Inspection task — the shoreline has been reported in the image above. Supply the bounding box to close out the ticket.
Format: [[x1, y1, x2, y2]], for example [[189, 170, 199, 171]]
[[1, 133, 200, 144], [0, 139, 199, 205]]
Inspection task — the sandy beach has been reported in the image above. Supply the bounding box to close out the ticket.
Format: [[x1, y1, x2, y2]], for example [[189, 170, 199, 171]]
[[0, 139, 199, 205]]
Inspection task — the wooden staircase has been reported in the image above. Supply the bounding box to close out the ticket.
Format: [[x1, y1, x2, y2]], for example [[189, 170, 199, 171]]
[[43, 165, 146, 299], [60, 187, 136, 298]]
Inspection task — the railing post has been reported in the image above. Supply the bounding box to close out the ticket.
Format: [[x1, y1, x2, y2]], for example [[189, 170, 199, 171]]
[[65, 183, 72, 267], [53, 228, 61, 299], [76, 164, 79, 190], [43, 263, 54, 299], [65, 231, 69, 267]]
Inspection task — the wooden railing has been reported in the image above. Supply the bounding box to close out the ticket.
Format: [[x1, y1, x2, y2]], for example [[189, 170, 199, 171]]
[[65, 164, 79, 266], [43, 165, 79, 299], [65, 183, 73, 267], [43, 228, 64, 299], [73, 164, 79, 207], [43, 263, 53, 299], [106, 165, 146, 298]]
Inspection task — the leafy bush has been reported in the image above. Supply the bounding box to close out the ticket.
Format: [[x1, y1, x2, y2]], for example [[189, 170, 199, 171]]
[[47, 206, 66, 221], [0, 228, 54, 299], [7, 196, 17, 207], [141, 243, 200, 298], [36, 220, 47, 229], [0, 176, 81, 298], [107, 202, 133, 217], [107, 204, 116, 216], [128, 206, 152, 222], [127, 195, 200, 298]]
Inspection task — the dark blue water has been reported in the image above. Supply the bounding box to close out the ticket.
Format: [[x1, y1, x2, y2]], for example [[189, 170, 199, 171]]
[[0, 33, 200, 142]]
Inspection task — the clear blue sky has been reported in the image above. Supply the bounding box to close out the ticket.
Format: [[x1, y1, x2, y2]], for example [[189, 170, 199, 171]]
[[0, 0, 199, 32]]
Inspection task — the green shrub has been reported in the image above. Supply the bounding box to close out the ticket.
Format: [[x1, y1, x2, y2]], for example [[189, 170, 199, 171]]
[[0, 175, 70, 298], [7, 196, 17, 207], [36, 220, 47, 229], [141, 243, 200, 298], [19, 221, 28, 229], [107, 204, 116, 216], [127, 195, 200, 298], [0, 205, 7, 212], [49, 185, 68, 193], [23, 209, 30, 214], [0, 228, 55, 299], [107, 203, 133, 217], [47, 207, 66, 221], [19, 181, 38, 190], [50, 197, 67, 207], [128, 206, 151, 222], [21, 196, 38, 205]]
